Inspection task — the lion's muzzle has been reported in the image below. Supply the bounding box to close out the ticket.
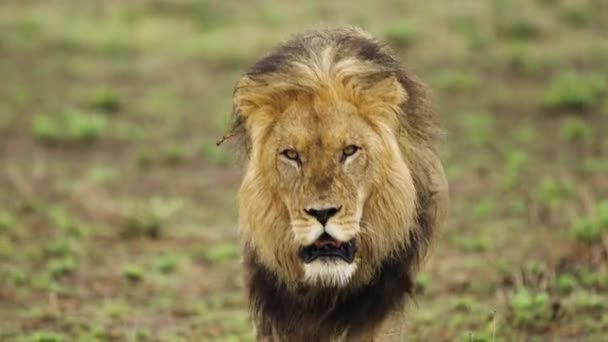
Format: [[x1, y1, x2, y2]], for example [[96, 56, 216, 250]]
[[299, 233, 357, 264]]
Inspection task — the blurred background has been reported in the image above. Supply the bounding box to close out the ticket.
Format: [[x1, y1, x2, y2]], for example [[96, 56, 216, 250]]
[[1, 0, 607, 341]]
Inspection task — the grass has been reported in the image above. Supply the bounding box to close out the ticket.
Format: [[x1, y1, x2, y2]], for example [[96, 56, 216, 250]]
[[543, 71, 607, 111], [510, 288, 552, 328], [384, 21, 419, 49], [1, 0, 608, 340], [32, 110, 109, 144]]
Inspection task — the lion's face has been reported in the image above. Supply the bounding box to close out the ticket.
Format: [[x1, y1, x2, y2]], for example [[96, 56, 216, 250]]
[[273, 98, 370, 246], [238, 86, 417, 288], [269, 97, 374, 284]]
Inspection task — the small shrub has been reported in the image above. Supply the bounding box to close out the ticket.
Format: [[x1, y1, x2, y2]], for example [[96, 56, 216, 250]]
[[203, 243, 238, 263], [536, 0, 559, 6], [595, 200, 608, 228], [4, 268, 28, 286], [153, 255, 178, 275], [503, 44, 544, 76], [560, 117, 592, 142], [453, 296, 479, 313], [571, 217, 603, 244], [460, 331, 493, 342], [47, 258, 77, 279], [88, 88, 122, 113], [432, 70, 481, 92], [121, 197, 183, 239], [0, 211, 17, 234], [560, 6, 593, 28], [501, 149, 528, 190], [163, 143, 186, 164], [579, 270, 600, 288], [497, 18, 542, 41], [31, 331, 64, 342], [533, 177, 574, 208], [556, 273, 577, 293], [123, 265, 144, 283], [461, 113, 495, 147], [384, 22, 419, 49], [32, 110, 108, 144], [543, 72, 606, 111], [569, 291, 608, 314], [449, 16, 489, 50], [510, 288, 552, 327], [0, 236, 15, 258], [414, 274, 430, 293]]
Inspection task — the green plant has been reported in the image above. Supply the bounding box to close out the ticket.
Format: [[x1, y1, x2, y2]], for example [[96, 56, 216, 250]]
[[533, 177, 574, 208], [0, 236, 15, 258], [121, 197, 183, 238], [496, 17, 542, 41], [32, 110, 108, 144], [384, 22, 419, 49], [0, 211, 17, 234], [3, 268, 28, 286], [571, 217, 603, 244], [501, 149, 528, 190], [48, 257, 77, 279], [510, 288, 552, 327], [569, 291, 608, 314], [431, 70, 481, 92], [461, 113, 495, 147], [543, 72, 606, 111], [414, 274, 430, 293], [595, 200, 608, 228], [30, 331, 64, 342], [88, 88, 122, 113], [502, 44, 544, 76], [163, 143, 186, 164], [449, 16, 489, 50], [123, 265, 144, 282], [560, 117, 592, 142], [556, 273, 577, 293], [153, 254, 179, 275], [560, 6, 592, 27], [203, 243, 238, 263]]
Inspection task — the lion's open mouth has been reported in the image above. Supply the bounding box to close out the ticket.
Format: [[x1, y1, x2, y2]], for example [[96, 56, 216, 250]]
[[299, 233, 356, 264]]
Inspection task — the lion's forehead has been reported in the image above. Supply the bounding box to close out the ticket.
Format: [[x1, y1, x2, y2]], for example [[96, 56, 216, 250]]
[[277, 101, 365, 149]]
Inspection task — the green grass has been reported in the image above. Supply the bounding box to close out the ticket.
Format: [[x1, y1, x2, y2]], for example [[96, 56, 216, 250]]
[[32, 110, 109, 144], [510, 288, 552, 328], [2, 0, 608, 340], [543, 72, 607, 111], [384, 21, 419, 49]]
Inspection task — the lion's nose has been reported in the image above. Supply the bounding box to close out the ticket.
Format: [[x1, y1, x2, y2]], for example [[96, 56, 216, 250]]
[[304, 206, 341, 226]]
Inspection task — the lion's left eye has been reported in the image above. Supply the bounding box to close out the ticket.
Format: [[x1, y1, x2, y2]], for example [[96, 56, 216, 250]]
[[342, 145, 359, 158]]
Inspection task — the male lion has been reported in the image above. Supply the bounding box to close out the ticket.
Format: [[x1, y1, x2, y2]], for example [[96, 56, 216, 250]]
[[222, 26, 448, 341]]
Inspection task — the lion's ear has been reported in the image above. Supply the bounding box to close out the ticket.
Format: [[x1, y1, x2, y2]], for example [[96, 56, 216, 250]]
[[360, 75, 408, 107], [233, 77, 298, 119]]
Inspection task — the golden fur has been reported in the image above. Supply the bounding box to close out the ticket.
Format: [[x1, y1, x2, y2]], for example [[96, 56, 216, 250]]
[[224, 26, 448, 341]]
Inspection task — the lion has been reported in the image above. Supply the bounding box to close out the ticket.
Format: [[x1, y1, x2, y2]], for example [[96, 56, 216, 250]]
[[221, 26, 449, 341]]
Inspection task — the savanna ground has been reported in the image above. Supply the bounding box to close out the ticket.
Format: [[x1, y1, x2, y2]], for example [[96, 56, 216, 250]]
[[1, 0, 607, 341]]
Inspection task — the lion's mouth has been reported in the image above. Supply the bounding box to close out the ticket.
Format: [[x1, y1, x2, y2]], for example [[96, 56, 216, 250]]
[[299, 233, 356, 264]]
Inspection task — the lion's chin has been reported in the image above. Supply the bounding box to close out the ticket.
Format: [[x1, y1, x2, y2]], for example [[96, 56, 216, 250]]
[[303, 259, 358, 288]]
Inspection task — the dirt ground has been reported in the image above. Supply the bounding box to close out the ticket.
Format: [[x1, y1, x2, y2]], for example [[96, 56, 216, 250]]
[[1, 0, 607, 341]]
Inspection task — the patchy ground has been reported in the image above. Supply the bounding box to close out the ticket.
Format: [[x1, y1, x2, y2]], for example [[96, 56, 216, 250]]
[[1, 0, 607, 341]]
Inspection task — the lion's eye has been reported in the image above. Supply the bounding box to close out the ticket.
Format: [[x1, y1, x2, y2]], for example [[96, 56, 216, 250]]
[[282, 149, 300, 161], [342, 145, 359, 158]]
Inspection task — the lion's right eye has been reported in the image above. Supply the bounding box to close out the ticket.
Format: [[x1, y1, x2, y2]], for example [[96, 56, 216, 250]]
[[282, 149, 300, 161]]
